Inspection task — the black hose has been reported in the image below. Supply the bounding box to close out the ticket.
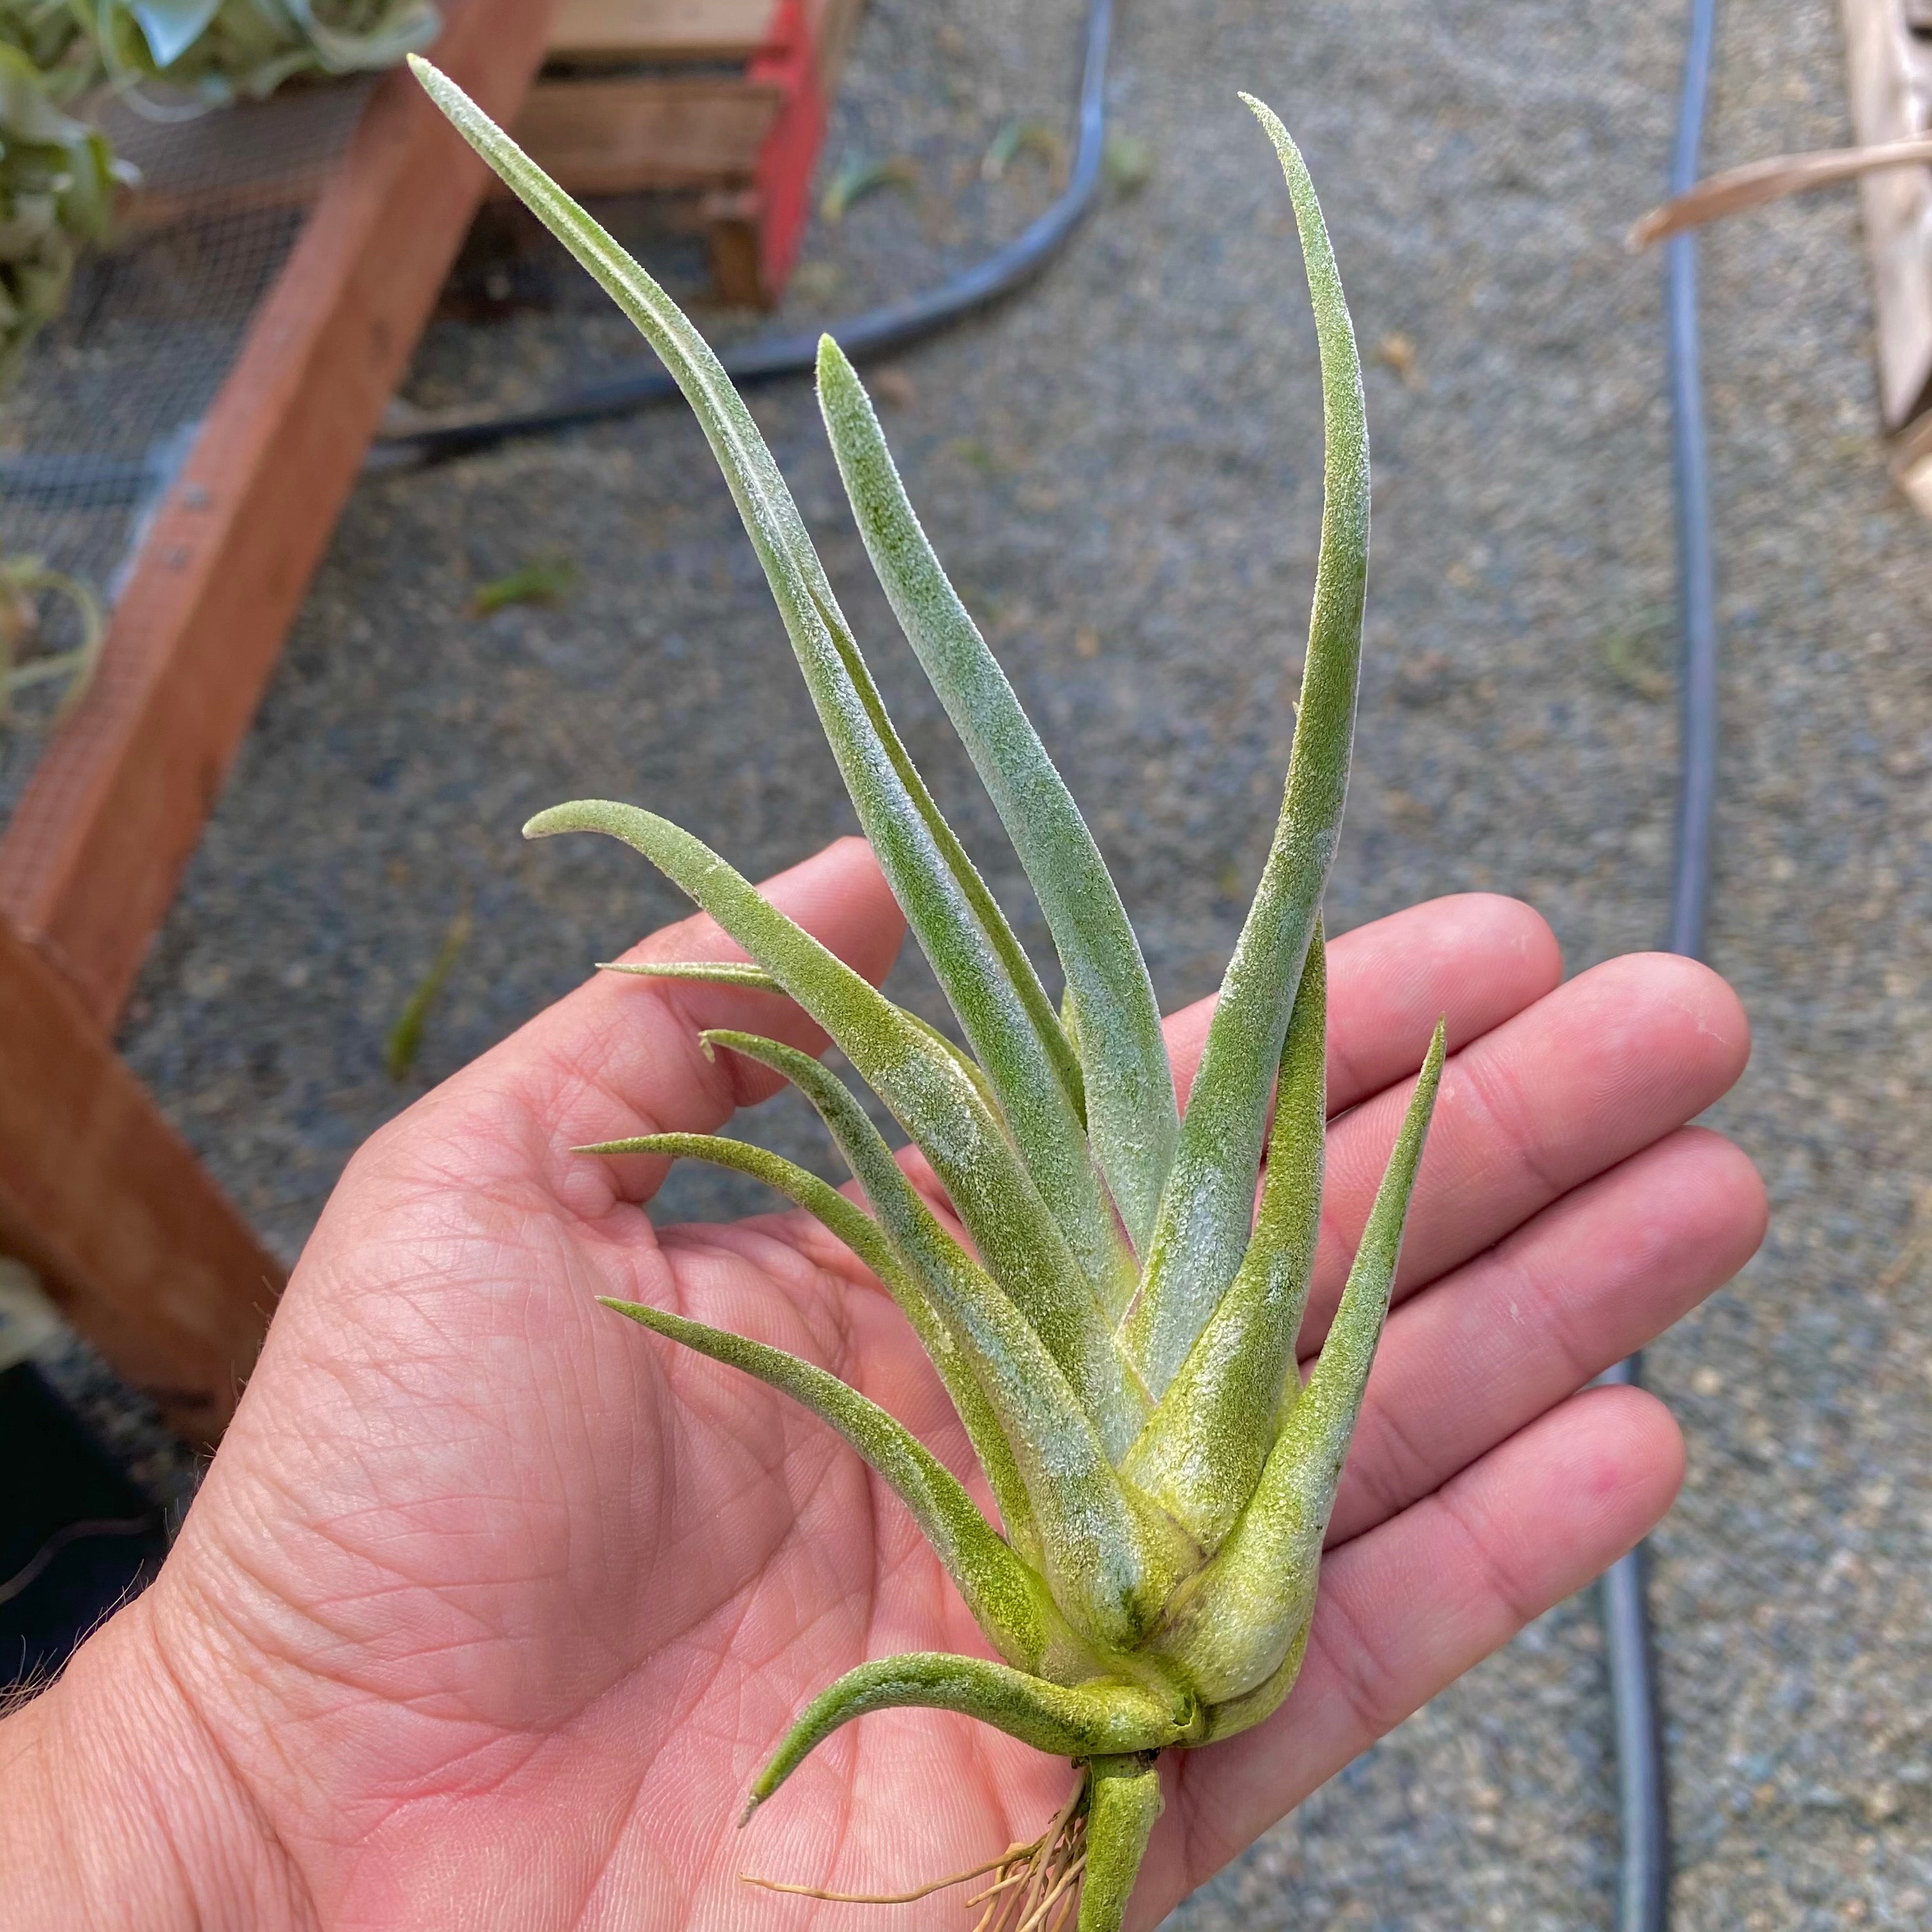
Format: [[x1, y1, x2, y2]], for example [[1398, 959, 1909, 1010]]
[[1664, 0, 1721, 970], [371, 0, 1116, 465], [1600, 4, 1719, 1930], [1597, 1462, 1669, 1932]]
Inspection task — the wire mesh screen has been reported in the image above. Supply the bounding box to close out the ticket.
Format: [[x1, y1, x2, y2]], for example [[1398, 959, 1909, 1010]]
[[0, 77, 368, 791]]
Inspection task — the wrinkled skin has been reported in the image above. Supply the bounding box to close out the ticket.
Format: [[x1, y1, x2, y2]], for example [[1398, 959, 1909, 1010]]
[[1, 838, 1763, 1931]]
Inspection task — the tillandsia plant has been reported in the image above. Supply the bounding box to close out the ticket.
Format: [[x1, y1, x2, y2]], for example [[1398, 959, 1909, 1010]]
[[414, 56, 1446, 1932], [2, 0, 440, 107], [0, 539, 103, 719], [88, 0, 441, 103], [0, 1, 97, 91], [0, 0, 435, 365], [0, 38, 129, 379]]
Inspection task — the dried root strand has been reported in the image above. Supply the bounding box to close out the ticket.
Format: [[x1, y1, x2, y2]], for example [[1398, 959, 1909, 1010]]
[[737, 1770, 1092, 1927], [739, 1842, 1029, 1906], [967, 1857, 1087, 1929], [969, 1775, 1088, 1932]]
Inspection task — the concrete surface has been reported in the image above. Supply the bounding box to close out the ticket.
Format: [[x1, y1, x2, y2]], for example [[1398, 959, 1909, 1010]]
[[107, 0, 1930, 1924]]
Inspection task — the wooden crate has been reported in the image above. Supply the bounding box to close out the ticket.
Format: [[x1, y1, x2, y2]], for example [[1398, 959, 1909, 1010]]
[[516, 0, 866, 305], [0, 0, 557, 1438], [1842, 0, 1932, 429]]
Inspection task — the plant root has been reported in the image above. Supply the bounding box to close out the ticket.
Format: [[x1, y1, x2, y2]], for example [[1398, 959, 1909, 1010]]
[[737, 1768, 1092, 1928], [739, 1843, 1033, 1906], [964, 1774, 1089, 1932]]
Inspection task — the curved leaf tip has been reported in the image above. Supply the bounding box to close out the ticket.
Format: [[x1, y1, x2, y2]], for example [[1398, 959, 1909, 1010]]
[[524, 802, 586, 839]]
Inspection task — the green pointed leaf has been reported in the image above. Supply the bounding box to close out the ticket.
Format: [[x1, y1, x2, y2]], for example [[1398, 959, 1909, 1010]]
[[693, 1032, 1189, 1649], [742, 1654, 1193, 1821], [797, 579, 1128, 1298], [899, 1008, 1002, 1120], [128, 0, 222, 68], [577, 1123, 1039, 1561], [526, 801, 1129, 1440], [1121, 924, 1326, 1549], [1150, 1024, 1444, 1705], [409, 57, 1124, 1303], [599, 1294, 1077, 1676], [1078, 1754, 1164, 1932], [596, 960, 781, 989], [700, 1028, 1138, 1455], [579, 1129, 882, 1271], [1125, 100, 1371, 1397], [1287, 1018, 1444, 1465], [818, 335, 1178, 1261]]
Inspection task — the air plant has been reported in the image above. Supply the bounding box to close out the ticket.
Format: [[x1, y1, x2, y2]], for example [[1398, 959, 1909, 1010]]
[[0, 1, 96, 93], [413, 56, 1445, 1932], [0, 540, 103, 719], [0, 40, 128, 379], [1, 1, 439, 107], [82, 0, 441, 103], [0, 0, 436, 372]]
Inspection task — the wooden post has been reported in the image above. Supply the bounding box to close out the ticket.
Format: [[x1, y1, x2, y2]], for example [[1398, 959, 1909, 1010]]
[[1841, 0, 1932, 429], [0, 0, 555, 1435], [0, 0, 559, 1031], [0, 918, 283, 1442]]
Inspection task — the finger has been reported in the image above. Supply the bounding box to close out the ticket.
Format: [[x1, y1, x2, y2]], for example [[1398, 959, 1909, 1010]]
[[1328, 1126, 1765, 1544], [1162, 893, 1563, 1110], [1303, 951, 1751, 1347], [401, 836, 904, 1206], [1154, 1384, 1684, 1913]]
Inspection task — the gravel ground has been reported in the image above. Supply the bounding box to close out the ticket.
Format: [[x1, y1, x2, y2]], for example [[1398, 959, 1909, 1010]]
[[95, 0, 1932, 1924]]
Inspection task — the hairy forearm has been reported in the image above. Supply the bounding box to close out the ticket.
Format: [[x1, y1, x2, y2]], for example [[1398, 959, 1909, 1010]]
[[0, 1599, 305, 1932]]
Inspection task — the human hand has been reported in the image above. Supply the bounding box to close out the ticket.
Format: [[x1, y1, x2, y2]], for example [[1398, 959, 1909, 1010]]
[[1, 836, 1761, 1930]]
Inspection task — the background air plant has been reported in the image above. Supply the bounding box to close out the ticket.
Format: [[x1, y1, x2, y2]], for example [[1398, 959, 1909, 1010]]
[[0, 539, 103, 718], [6, 0, 442, 103], [83, 0, 441, 104], [0, 38, 128, 380], [416, 57, 1446, 1932], [0, 0, 98, 89], [0, 0, 436, 371]]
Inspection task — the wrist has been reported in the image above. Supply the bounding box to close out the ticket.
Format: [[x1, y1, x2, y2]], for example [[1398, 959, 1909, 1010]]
[[0, 1593, 306, 1932]]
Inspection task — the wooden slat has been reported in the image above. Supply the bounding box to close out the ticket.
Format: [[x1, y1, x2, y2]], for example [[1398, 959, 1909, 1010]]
[[548, 0, 777, 62], [1841, 0, 1932, 428], [742, 0, 821, 303], [700, 187, 766, 303], [514, 74, 783, 192], [524, 0, 865, 298], [0, 0, 559, 1031], [802, 0, 865, 91], [0, 918, 283, 1441]]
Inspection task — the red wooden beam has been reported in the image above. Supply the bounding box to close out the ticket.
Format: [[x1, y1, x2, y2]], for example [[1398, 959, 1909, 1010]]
[[0, 916, 283, 1441], [0, 0, 559, 1031]]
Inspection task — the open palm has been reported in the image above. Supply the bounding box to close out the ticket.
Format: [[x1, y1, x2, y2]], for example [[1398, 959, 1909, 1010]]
[[112, 837, 1759, 1931]]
